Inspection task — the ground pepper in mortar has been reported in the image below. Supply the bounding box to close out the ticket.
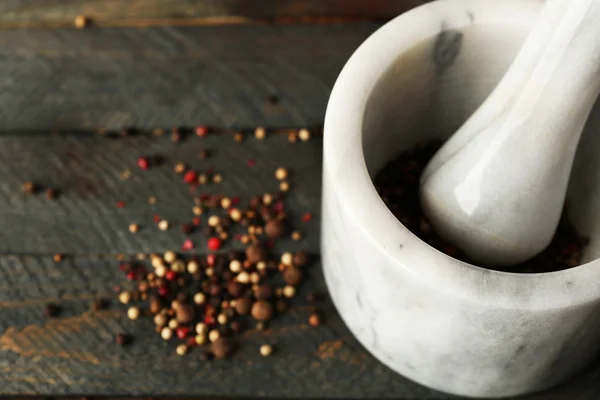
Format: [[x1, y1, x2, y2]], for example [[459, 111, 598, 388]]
[[374, 140, 588, 273]]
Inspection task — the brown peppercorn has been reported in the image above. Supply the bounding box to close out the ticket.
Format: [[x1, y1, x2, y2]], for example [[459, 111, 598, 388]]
[[253, 284, 273, 300], [149, 297, 162, 314], [211, 337, 234, 360], [227, 281, 244, 297], [293, 251, 309, 267], [176, 304, 195, 324], [234, 132, 244, 143], [283, 267, 303, 286], [92, 297, 108, 312], [308, 311, 322, 327], [245, 244, 267, 264], [251, 300, 273, 321], [288, 131, 298, 143], [115, 333, 132, 346], [265, 219, 286, 239], [45, 188, 57, 200], [234, 297, 252, 315], [291, 231, 302, 241], [53, 253, 64, 263], [45, 303, 60, 318]]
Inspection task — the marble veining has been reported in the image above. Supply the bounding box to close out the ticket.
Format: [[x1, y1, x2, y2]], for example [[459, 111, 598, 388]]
[[322, 0, 600, 398]]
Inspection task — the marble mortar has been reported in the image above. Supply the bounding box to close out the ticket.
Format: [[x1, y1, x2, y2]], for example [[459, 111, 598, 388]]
[[321, 0, 600, 397]]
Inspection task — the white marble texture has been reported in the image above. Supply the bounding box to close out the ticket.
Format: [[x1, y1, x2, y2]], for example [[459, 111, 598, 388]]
[[420, 0, 600, 267], [322, 0, 600, 397]]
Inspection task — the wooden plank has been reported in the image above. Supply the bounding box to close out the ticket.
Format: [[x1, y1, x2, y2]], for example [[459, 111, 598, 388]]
[[0, 132, 321, 255], [0, 254, 599, 397], [0, 1, 426, 28], [0, 255, 443, 398], [0, 24, 378, 131]]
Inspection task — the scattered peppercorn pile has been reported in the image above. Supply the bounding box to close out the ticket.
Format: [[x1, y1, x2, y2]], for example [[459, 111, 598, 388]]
[[108, 126, 321, 359], [374, 140, 588, 273]]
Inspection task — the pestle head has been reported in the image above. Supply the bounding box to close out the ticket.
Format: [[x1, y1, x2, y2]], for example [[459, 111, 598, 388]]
[[419, 0, 600, 267]]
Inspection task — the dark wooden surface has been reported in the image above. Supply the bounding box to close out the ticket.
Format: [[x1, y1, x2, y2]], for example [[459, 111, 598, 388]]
[[0, 0, 427, 28], [0, 8, 599, 400], [0, 24, 379, 131]]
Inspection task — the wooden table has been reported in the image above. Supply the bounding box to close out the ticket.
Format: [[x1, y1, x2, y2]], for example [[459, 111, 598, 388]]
[[1, 1, 599, 398]]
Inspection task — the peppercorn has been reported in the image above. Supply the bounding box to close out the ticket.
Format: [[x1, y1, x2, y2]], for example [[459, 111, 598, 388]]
[[275, 167, 288, 181], [276, 299, 288, 313], [282, 285, 296, 298], [281, 252, 293, 266], [279, 181, 290, 192], [298, 128, 311, 142], [234, 132, 244, 143], [119, 291, 131, 304], [158, 220, 169, 231], [265, 219, 286, 239], [161, 327, 173, 340], [92, 297, 108, 312], [129, 223, 140, 233], [115, 333, 132, 346], [253, 284, 273, 300], [293, 251, 309, 267], [227, 281, 244, 297], [211, 337, 233, 359], [53, 253, 64, 263], [309, 311, 322, 327], [254, 127, 266, 140], [74, 15, 89, 28], [283, 267, 303, 286], [260, 344, 274, 357], [45, 188, 57, 200], [245, 244, 266, 264], [288, 131, 298, 143], [234, 297, 252, 315], [127, 306, 141, 320], [45, 303, 60, 318], [251, 300, 273, 321], [176, 304, 195, 324], [176, 344, 188, 356]]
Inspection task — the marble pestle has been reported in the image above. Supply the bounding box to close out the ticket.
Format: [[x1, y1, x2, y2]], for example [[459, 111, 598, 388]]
[[419, 0, 600, 267]]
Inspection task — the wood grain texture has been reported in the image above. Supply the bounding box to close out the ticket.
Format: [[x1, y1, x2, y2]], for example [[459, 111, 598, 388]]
[[0, 24, 378, 131], [0, 0, 427, 27], [0, 254, 598, 397], [0, 255, 443, 398], [0, 132, 321, 254]]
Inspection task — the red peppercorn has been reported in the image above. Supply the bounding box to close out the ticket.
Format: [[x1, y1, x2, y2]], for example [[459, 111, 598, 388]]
[[176, 326, 190, 339], [183, 170, 198, 184], [204, 314, 215, 325], [206, 254, 216, 266], [195, 125, 208, 137], [187, 337, 198, 347], [232, 196, 240, 205], [119, 263, 128, 272], [137, 156, 150, 170], [192, 217, 201, 226], [182, 239, 194, 251], [158, 287, 169, 297], [247, 159, 256, 167], [301, 212, 313, 222], [273, 201, 285, 213], [153, 214, 161, 223], [207, 237, 221, 251], [165, 270, 177, 281], [116, 200, 126, 209], [126, 271, 136, 281]]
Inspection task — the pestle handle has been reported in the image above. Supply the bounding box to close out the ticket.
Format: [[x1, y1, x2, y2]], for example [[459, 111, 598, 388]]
[[420, 0, 600, 267]]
